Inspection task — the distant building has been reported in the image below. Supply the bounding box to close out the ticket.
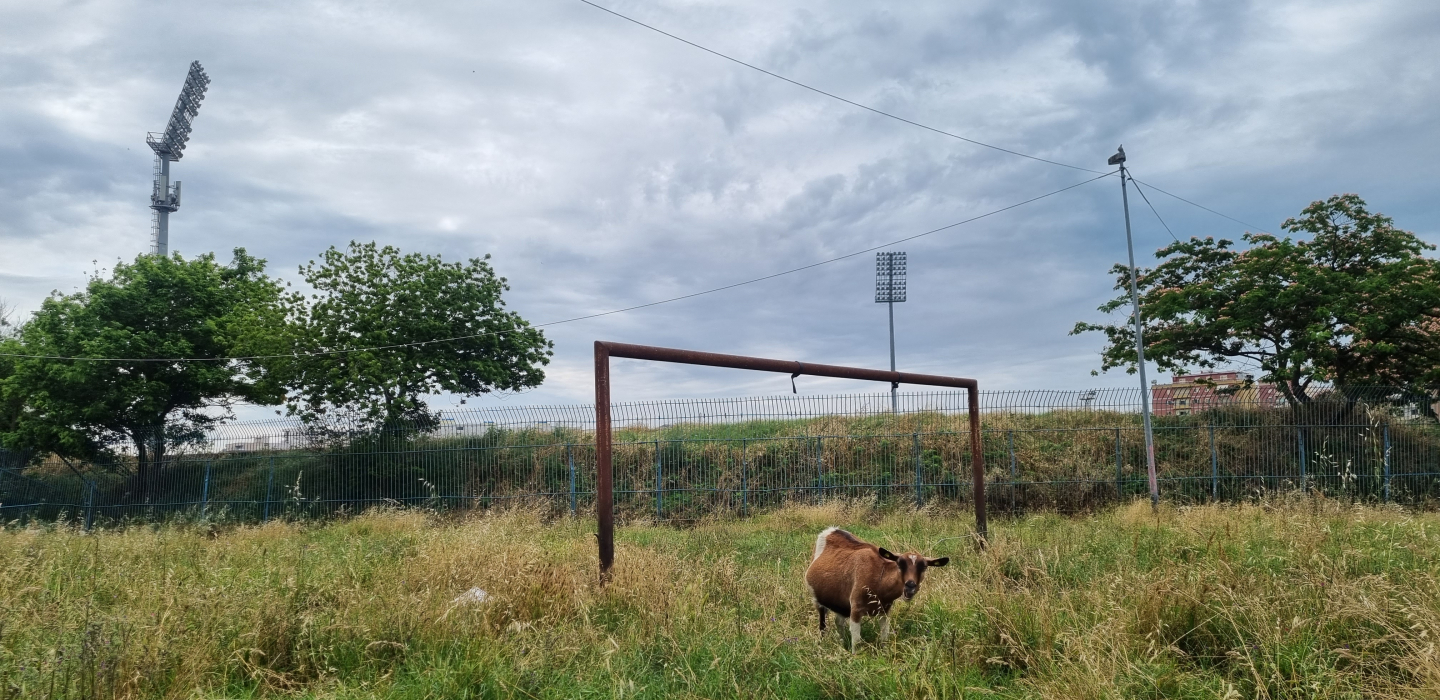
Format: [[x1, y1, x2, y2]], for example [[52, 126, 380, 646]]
[[1151, 372, 1284, 416]]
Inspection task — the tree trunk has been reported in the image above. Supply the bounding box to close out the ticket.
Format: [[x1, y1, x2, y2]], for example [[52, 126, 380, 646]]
[[131, 428, 165, 502], [133, 433, 150, 501]]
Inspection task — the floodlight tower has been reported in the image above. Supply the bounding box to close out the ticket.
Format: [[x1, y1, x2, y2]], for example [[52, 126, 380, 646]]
[[146, 61, 211, 256], [875, 251, 907, 412]]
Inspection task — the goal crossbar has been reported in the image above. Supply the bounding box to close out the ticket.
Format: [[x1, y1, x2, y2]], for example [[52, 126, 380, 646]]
[[594, 340, 987, 578]]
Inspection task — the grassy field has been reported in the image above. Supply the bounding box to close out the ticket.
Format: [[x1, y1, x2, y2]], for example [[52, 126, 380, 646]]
[[4, 500, 1440, 699]]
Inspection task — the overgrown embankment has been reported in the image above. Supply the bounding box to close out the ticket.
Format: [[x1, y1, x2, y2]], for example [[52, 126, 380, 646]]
[[8, 406, 1437, 525]]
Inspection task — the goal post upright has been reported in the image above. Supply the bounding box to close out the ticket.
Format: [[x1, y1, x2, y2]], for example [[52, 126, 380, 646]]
[[593, 340, 986, 580]]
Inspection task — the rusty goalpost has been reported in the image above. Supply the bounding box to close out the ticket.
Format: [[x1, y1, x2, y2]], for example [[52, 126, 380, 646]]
[[594, 340, 986, 578]]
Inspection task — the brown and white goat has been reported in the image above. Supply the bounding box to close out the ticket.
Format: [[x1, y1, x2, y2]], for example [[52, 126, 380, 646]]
[[804, 527, 948, 650]]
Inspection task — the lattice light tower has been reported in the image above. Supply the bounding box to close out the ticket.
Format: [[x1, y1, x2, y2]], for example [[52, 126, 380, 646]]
[[875, 251, 907, 412], [146, 61, 211, 256]]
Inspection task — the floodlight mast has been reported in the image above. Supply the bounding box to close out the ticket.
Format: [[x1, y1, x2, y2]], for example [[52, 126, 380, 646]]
[[875, 251, 907, 412], [147, 61, 210, 256]]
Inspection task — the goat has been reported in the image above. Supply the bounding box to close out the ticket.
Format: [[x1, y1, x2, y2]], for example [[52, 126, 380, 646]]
[[804, 526, 948, 650]]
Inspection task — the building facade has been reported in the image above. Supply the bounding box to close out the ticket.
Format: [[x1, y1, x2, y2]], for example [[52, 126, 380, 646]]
[[1151, 372, 1284, 416]]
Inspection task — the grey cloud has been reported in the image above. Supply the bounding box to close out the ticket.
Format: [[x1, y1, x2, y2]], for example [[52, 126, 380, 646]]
[[1, 0, 1436, 416]]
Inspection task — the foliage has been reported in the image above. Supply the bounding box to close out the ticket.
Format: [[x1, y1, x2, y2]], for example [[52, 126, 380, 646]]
[[0, 250, 286, 491], [0, 297, 16, 340], [4, 502, 1440, 698], [1073, 194, 1440, 402], [270, 241, 552, 429], [0, 301, 17, 439]]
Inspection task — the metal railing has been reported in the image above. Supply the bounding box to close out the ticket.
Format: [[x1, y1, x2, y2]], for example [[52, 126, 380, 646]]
[[3, 388, 1436, 525]]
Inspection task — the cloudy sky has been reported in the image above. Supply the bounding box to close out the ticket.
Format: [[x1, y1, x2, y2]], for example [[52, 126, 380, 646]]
[[2, 0, 1436, 414]]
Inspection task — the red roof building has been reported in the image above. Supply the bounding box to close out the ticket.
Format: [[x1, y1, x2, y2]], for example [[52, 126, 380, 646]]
[[1151, 372, 1284, 416]]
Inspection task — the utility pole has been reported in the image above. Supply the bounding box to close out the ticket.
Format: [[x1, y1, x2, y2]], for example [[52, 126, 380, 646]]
[[875, 251, 906, 412], [1108, 146, 1159, 511]]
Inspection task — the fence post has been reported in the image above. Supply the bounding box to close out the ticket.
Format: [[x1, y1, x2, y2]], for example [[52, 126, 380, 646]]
[[1209, 424, 1218, 502], [913, 432, 923, 509], [1008, 430, 1017, 511], [741, 439, 748, 516], [201, 460, 212, 519], [84, 479, 96, 531], [1114, 428, 1123, 500], [567, 444, 577, 516], [1297, 428, 1307, 494], [263, 456, 276, 523], [816, 436, 823, 500], [1383, 424, 1391, 503], [655, 440, 663, 519]]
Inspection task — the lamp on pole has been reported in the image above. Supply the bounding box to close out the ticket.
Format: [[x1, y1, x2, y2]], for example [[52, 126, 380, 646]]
[[146, 61, 210, 256], [1108, 145, 1159, 510], [875, 251, 906, 413]]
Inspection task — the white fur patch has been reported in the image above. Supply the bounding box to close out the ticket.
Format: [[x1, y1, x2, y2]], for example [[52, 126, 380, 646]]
[[849, 619, 863, 651], [814, 526, 838, 561]]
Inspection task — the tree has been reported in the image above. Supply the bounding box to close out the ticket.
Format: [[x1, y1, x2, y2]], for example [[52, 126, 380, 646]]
[[0, 346, 20, 448], [1072, 194, 1440, 404], [0, 298, 16, 339], [273, 242, 551, 428], [1, 250, 287, 494], [0, 301, 19, 441]]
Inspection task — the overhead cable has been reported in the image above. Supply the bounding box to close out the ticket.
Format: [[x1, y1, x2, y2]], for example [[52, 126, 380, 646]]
[[1125, 173, 1180, 243], [579, 0, 1274, 235], [1127, 177, 1272, 235], [576, 0, 1105, 175]]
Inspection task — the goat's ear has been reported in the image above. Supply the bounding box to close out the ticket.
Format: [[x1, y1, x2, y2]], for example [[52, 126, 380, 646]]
[[926, 557, 950, 567], [877, 548, 899, 561]]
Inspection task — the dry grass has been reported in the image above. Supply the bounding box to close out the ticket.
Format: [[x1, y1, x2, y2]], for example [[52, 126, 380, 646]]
[[3, 499, 1440, 698]]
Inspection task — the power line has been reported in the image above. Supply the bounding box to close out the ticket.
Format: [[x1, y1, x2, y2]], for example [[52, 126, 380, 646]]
[[576, 0, 1105, 176], [1125, 172, 1179, 243], [0, 170, 1115, 363], [1127, 177, 1272, 235], [579, 1, 1275, 237]]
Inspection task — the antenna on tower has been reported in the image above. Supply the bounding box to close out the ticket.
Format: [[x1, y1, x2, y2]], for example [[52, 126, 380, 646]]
[[147, 61, 210, 256]]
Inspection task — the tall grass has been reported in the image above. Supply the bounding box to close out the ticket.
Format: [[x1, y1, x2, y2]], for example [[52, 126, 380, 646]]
[[4, 499, 1440, 698]]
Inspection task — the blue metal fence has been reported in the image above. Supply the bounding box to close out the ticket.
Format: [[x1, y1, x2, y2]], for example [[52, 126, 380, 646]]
[[3, 388, 1437, 525]]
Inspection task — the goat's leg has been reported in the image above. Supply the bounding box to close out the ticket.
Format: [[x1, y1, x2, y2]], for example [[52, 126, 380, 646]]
[[878, 614, 892, 645], [848, 592, 867, 651], [817, 605, 827, 635]]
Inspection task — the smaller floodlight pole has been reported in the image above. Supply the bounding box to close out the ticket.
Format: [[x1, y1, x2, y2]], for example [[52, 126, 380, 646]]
[[147, 61, 211, 256], [875, 252, 907, 413], [1109, 146, 1159, 511]]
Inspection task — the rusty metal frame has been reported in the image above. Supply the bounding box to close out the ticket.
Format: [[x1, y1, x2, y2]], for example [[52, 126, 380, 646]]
[[594, 340, 986, 577]]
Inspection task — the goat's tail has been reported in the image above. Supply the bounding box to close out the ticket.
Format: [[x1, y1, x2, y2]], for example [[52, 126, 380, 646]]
[[814, 526, 839, 561]]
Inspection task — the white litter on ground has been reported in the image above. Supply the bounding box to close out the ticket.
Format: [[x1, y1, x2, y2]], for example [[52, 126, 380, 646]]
[[452, 587, 489, 605]]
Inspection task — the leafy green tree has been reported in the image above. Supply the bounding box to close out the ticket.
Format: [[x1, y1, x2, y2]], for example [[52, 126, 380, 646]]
[[1, 251, 286, 494], [0, 298, 16, 339], [274, 242, 551, 428], [1073, 194, 1440, 403], [0, 301, 19, 441], [0, 347, 20, 447]]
